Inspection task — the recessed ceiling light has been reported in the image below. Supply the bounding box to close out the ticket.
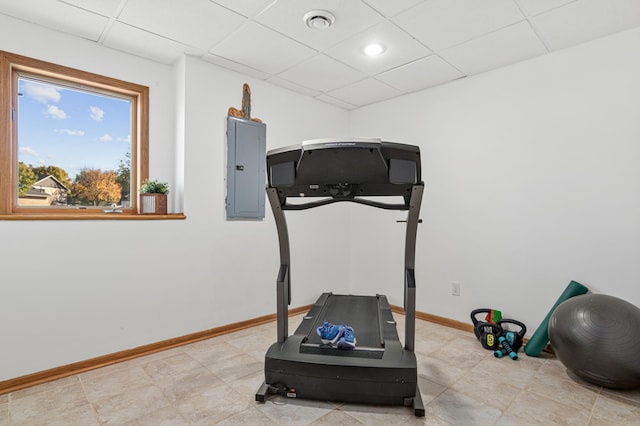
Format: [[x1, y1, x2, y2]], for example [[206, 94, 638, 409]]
[[303, 10, 335, 30], [363, 43, 385, 56]]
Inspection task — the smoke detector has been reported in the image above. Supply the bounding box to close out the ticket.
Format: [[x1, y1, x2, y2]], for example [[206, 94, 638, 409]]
[[303, 10, 335, 30]]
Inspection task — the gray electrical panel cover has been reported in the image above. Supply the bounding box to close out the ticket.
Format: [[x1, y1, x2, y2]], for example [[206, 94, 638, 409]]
[[226, 116, 266, 219]]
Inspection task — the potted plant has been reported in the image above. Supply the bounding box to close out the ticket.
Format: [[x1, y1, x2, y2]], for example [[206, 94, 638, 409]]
[[139, 179, 169, 214]]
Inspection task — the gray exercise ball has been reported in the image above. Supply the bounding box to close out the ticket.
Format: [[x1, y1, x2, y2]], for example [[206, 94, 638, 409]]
[[548, 293, 640, 389]]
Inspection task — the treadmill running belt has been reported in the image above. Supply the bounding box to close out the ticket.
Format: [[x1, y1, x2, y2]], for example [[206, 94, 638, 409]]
[[304, 294, 382, 348]]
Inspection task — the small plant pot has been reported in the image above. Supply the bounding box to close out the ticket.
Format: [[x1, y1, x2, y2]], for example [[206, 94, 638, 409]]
[[140, 193, 167, 214]]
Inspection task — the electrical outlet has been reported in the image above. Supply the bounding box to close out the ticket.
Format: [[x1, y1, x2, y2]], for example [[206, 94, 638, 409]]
[[451, 282, 460, 296]]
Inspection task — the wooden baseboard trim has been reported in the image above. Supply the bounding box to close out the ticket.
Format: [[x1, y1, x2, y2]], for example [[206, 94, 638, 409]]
[[2, 305, 489, 396], [0, 305, 311, 396], [390, 305, 475, 334]]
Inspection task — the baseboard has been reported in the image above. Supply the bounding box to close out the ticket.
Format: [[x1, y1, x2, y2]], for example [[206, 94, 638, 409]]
[[0, 305, 312, 396], [1, 305, 483, 395], [389, 305, 550, 353], [390, 305, 475, 333]]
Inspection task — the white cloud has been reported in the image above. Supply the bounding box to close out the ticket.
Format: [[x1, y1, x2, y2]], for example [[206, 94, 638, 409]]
[[23, 82, 61, 104], [99, 134, 113, 142], [55, 128, 85, 136], [89, 106, 104, 121], [117, 135, 131, 143], [46, 105, 67, 120], [19, 146, 38, 156]]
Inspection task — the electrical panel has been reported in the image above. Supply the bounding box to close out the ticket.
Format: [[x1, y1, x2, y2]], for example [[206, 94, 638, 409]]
[[226, 116, 266, 219]]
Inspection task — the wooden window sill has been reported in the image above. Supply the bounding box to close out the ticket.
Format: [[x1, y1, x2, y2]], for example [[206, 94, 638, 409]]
[[0, 213, 186, 220]]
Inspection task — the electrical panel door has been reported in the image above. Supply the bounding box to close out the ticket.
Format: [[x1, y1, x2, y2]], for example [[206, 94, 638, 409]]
[[226, 117, 266, 219]]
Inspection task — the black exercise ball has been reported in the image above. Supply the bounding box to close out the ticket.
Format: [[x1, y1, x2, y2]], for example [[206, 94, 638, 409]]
[[548, 293, 640, 389]]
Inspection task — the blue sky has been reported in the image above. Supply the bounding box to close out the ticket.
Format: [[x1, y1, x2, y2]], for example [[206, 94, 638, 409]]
[[17, 77, 132, 180]]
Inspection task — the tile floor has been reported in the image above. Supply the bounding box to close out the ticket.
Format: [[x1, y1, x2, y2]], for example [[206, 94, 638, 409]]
[[2, 313, 639, 425]]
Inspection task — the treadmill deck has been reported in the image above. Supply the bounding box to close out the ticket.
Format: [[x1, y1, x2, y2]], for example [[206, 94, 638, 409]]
[[263, 293, 417, 406]]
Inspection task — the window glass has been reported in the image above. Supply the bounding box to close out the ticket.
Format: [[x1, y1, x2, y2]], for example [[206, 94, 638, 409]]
[[16, 75, 133, 208]]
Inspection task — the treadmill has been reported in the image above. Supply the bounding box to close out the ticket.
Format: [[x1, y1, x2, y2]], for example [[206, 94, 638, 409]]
[[255, 137, 425, 417]]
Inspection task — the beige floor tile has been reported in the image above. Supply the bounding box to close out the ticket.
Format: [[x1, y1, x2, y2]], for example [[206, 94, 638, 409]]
[[415, 322, 460, 344], [248, 347, 271, 362], [125, 406, 188, 425], [12, 403, 98, 426], [255, 395, 334, 425], [142, 351, 203, 380], [450, 366, 521, 411], [470, 355, 541, 390], [495, 412, 545, 426], [417, 356, 469, 387], [217, 406, 279, 425], [92, 383, 170, 425], [418, 375, 447, 405], [426, 388, 503, 425], [80, 364, 152, 403], [590, 393, 640, 425], [206, 353, 263, 383], [341, 402, 445, 425], [125, 346, 188, 368], [430, 336, 488, 370], [183, 340, 244, 366], [226, 330, 275, 355], [219, 325, 262, 341], [0, 402, 7, 425], [227, 370, 268, 404], [308, 409, 365, 425], [600, 386, 640, 406], [153, 366, 225, 403], [502, 390, 590, 425], [526, 366, 600, 411], [415, 336, 450, 356], [5, 315, 640, 425], [8, 375, 80, 400], [174, 382, 250, 425], [9, 379, 97, 425]]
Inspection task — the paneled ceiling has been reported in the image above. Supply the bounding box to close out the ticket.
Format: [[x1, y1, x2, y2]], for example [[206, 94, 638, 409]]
[[2, 0, 640, 109]]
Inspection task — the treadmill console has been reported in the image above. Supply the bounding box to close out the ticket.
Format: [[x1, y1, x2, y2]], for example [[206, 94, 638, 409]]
[[267, 138, 422, 209]]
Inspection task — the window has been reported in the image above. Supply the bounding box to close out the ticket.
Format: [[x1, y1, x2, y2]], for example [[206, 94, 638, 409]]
[[0, 50, 149, 217]]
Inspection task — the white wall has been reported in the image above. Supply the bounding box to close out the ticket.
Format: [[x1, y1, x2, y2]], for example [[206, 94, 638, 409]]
[[0, 15, 349, 381], [349, 27, 640, 334]]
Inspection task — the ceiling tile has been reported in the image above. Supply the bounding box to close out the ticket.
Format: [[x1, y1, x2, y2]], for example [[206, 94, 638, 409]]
[[202, 54, 272, 80], [57, 0, 122, 17], [315, 94, 358, 110], [4, 0, 640, 111], [324, 20, 432, 76], [255, 0, 385, 50], [118, 0, 246, 50], [533, 0, 640, 51], [267, 76, 322, 97], [439, 21, 548, 75], [327, 78, 403, 107], [361, 0, 426, 17], [276, 54, 367, 93], [392, 0, 524, 51], [210, 21, 316, 75], [0, 0, 108, 41], [377, 55, 464, 93], [516, 0, 576, 17], [103, 22, 193, 64], [211, 0, 275, 18]]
